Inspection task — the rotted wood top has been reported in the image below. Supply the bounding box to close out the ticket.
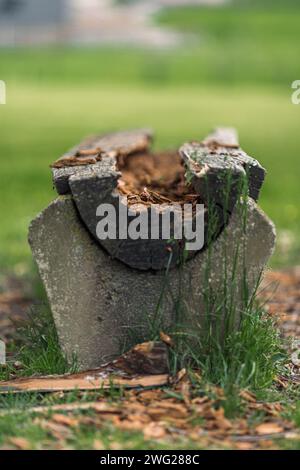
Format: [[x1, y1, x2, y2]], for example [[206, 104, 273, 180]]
[[51, 129, 153, 195], [50, 128, 266, 271]]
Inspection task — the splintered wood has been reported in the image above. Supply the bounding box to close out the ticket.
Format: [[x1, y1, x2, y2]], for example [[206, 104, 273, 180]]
[[49, 127, 266, 270], [117, 150, 200, 208], [0, 341, 170, 394], [0, 373, 169, 394], [51, 129, 152, 175]]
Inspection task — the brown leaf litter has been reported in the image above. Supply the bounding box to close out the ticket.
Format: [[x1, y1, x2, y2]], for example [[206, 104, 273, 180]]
[[0, 275, 31, 345], [260, 267, 300, 339], [1, 267, 300, 449], [2, 381, 296, 450]]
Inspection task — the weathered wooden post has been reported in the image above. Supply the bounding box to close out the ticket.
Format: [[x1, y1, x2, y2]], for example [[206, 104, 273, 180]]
[[29, 128, 275, 369]]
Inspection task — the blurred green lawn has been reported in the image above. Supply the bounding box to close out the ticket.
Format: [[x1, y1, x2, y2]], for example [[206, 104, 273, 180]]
[[0, 0, 299, 271]]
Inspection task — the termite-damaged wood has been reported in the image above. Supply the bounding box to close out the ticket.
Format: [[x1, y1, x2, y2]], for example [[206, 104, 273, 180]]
[[68, 140, 221, 270], [180, 128, 266, 211], [51, 129, 153, 195], [50, 127, 265, 271]]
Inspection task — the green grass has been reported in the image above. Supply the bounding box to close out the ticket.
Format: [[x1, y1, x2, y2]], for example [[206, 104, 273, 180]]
[[151, 194, 287, 417], [0, 408, 214, 450], [0, 0, 300, 449], [0, 1, 299, 270], [0, 0, 299, 88], [156, 1, 300, 87], [169, 294, 286, 417], [0, 305, 76, 382], [0, 84, 299, 269]]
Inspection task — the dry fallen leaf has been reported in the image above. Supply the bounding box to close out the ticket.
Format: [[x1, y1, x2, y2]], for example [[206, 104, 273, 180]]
[[180, 381, 191, 406], [93, 439, 105, 450], [51, 413, 79, 428], [235, 442, 254, 450], [143, 422, 166, 440], [38, 419, 74, 441], [254, 402, 282, 417], [136, 389, 163, 402], [112, 416, 145, 432], [159, 331, 173, 347], [172, 368, 187, 384], [255, 423, 284, 435], [275, 376, 289, 389], [259, 439, 275, 449], [207, 407, 232, 431], [239, 389, 257, 403], [8, 437, 31, 450], [148, 402, 189, 421]]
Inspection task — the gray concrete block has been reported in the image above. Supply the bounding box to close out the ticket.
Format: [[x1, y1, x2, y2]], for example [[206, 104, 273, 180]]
[[29, 196, 275, 369]]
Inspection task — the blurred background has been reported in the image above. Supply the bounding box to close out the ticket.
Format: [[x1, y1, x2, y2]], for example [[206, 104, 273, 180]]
[[0, 0, 299, 276]]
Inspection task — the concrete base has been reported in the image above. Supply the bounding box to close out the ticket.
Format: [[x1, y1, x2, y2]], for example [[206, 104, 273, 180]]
[[29, 196, 275, 369]]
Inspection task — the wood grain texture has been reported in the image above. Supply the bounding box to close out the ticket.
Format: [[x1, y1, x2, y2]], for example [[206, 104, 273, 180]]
[[50, 128, 265, 271]]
